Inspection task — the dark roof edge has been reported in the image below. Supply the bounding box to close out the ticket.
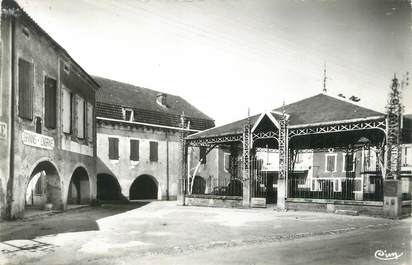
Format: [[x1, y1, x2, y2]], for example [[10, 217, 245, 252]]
[[3, 0, 100, 89], [274, 92, 385, 115], [96, 116, 201, 132]]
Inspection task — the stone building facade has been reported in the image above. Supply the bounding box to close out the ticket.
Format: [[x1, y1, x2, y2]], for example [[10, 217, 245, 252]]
[[94, 77, 214, 201], [0, 0, 99, 219]]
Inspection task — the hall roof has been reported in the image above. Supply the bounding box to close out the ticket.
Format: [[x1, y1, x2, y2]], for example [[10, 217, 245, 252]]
[[95, 76, 215, 131], [187, 93, 385, 140]]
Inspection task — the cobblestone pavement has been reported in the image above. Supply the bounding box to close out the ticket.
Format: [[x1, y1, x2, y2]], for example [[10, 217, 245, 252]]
[[0, 201, 409, 265]]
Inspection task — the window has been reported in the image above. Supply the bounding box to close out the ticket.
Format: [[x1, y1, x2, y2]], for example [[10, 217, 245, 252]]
[[224, 153, 231, 172], [130, 139, 139, 161], [44, 76, 57, 129], [62, 88, 72, 133], [108, 137, 119, 160], [76, 96, 85, 139], [123, 108, 134, 122], [325, 154, 337, 172], [87, 103, 93, 142], [18, 58, 34, 120], [343, 153, 355, 172], [35, 117, 42, 134], [200, 146, 207, 164], [149, 141, 158, 162]]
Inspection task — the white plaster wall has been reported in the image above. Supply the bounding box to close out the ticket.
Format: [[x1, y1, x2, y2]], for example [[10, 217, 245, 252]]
[[96, 124, 181, 200]]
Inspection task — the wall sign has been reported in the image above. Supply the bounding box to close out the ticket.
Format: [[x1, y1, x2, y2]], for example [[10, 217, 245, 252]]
[[22, 130, 54, 150], [0, 122, 6, 140]]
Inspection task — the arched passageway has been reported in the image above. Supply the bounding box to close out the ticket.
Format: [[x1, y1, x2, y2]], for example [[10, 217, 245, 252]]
[[129, 175, 158, 200], [25, 161, 63, 210], [97, 173, 123, 201], [68, 167, 90, 205], [192, 175, 206, 194]]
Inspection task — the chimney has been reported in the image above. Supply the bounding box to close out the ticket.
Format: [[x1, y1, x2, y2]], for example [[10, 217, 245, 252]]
[[156, 93, 167, 107]]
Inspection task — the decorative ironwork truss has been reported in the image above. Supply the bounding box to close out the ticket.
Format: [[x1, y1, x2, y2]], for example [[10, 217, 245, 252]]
[[288, 119, 386, 138], [186, 135, 243, 147], [252, 131, 279, 141], [242, 123, 251, 181], [278, 116, 288, 180]]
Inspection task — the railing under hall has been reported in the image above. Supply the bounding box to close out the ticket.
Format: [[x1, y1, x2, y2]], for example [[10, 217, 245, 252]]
[[288, 176, 411, 202]]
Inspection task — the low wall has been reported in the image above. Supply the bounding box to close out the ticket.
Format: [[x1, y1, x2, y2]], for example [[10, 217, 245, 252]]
[[286, 198, 384, 217], [185, 194, 243, 208]]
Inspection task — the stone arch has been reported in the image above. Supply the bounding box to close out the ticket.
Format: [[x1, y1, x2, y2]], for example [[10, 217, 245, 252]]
[[97, 173, 123, 201], [129, 175, 158, 200], [67, 167, 91, 205], [25, 159, 63, 211], [192, 175, 206, 195]]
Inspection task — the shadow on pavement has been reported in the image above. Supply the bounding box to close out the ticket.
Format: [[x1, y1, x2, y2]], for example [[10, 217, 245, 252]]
[[0, 201, 150, 242]]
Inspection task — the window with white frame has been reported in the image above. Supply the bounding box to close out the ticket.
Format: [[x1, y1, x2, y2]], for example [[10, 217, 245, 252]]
[[343, 153, 355, 172], [123, 108, 134, 122], [325, 154, 337, 172]]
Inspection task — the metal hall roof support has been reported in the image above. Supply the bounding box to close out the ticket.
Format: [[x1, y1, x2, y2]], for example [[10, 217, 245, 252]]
[[277, 110, 289, 211], [386, 75, 403, 180]]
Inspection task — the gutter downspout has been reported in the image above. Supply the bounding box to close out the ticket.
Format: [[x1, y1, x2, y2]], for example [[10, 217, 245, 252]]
[[6, 13, 15, 219], [166, 131, 169, 200]]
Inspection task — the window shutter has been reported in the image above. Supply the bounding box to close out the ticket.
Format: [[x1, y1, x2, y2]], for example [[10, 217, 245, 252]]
[[109, 137, 119, 160], [130, 139, 139, 161], [87, 103, 93, 142], [345, 154, 353, 171], [18, 59, 34, 120], [62, 88, 71, 133], [76, 97, 85, 138], [44, 77, 57, 129], [149, 141, 158, 162]]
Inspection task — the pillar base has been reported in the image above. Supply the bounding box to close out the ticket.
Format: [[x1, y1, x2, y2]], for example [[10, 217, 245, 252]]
[[383, 180, 402, 218]]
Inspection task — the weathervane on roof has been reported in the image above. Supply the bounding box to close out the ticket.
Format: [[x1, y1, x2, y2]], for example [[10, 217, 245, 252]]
[[322, 62, 327, 93]]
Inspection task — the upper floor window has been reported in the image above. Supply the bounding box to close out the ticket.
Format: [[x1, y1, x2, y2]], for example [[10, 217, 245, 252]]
[[76, 96, 85, 139], [62, 88, 73, 134], [130, 139, 140, 161], [123, 108, 134, 122], [44, 76, 57, 129], [325, 154, 337, 172], [149, 141, 158, 162], [343, 153, 355, 172], [108, 137, 119, 160], [18, 58, 34, 120]]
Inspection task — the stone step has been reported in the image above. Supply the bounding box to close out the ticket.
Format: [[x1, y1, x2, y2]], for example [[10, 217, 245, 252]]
[[335, 209, 359, 216]]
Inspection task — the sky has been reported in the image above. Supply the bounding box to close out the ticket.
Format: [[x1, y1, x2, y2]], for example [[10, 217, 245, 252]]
[[17, 0, 412, 126]]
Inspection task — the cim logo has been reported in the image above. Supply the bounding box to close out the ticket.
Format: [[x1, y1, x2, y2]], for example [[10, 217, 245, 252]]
[[374, 249, 404, 261]]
